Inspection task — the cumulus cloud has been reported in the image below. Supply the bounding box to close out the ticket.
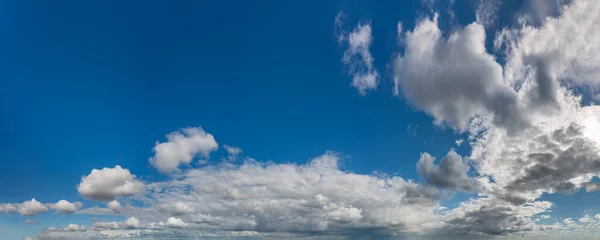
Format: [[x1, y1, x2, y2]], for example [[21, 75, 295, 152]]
[[159, 201, 195, 216], [337, 16, 379, 95], [123, 217, 140, 229], [166, 217, 188, 228], [150, 127, 219, 174], [129, 152, 441, 235], [393, 15, 527, 133], [476, 0, 501, 28], [50, 200, 82, 214], [19, 198, 48, 216], [77, 165, 145, 201], [92, 221, 119, 230], [498, 0, 600, 100], [417, 150, 479, 191], [25, 219, 36, 224], [106, 200, 121, 212]]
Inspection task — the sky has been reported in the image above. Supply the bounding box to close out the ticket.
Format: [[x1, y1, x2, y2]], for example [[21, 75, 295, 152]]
[[1, 0, 600, 239]]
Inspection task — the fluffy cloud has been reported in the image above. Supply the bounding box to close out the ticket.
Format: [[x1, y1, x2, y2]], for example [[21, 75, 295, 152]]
[[337, 16, 379, 95], [46, 223, 87, 232], [498, 0, 600, 100], [149, 127, 219, 174], [166, 217, 188, 228], [159, 201, 195, 216], [131, 152, 441, 235], [123, 217, 140, 229], [0, 203, 17, 213], [19, 198, 49, 216], [107, 200, 121, 212], [25, 219, 36, 224], [417, 150, 478, 191], [77, 165, 145, 201], [51, 200, 82, 214], [393, 15, 527, 133], [92, 221, 119, 230]]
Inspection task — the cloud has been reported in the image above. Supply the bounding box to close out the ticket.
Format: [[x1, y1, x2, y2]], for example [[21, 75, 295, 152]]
[[223, 145, 242, 161], [123, 217, 140, 229], [46, 223, 87, 232], [106, 200, 121, 212], [19, 198, 49, 216], [25, 219, 36, 224], [159, 201, 195, 216], [77, 165, 145, 201], [92, 221, 119, 230], [149, 127, 219, 174], [166, 217, 188, 228], [417, 150, 479, 191], [476, 0, 501, 28], [440, 197, 553, 235], [393, 15, 528, 133], [50, 200, 82, 214], [498, 0, 600, 100], [337, 16, 379, 95], [0, 204, 17, 213]]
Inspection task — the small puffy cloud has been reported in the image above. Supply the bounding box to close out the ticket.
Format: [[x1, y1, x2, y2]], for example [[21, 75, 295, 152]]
[[337, 17, 379, 95], [150, 127, 219, 174], [77, 165, 145, 201], [223, 145, 242, 161], [107, 200, 121, 212], [166, 217, 188, 228], [51, 200, 82, 214], [417, 150, 478, 191], [92, 221, 119, 230], [123, 217, 140, 229], [24, 219, 36, 224], [19, 198, 48, 216], [0, 204, 17, 213]]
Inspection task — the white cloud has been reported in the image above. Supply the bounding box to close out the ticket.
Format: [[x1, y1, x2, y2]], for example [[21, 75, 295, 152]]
[[578, 214, 595, 223], [19, 198, 48, 216], [46, 223, 87, 232], [498, 0, 600, 100], [0, 204, 17, 213], [393, 15, 527, 133], [77, 165, 145, 201], [223, 145, 242, 161], [149, 127, 219, 174], [51, 200, 82, 214], [338, 18, 379, 95], [92, 221, 119, 230], [106, 200, 121, 212], [166, 217, 188, 228], [159, 201, 195, 216], [25, 219, 36, 224], [123, 217, 140, 229]]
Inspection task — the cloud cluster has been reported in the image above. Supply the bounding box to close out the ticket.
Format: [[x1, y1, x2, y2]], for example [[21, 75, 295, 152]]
[[18, 1, 600, 239]]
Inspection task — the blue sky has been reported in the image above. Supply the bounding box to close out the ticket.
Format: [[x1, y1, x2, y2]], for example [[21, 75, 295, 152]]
[[1, 0, 600, 239]]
